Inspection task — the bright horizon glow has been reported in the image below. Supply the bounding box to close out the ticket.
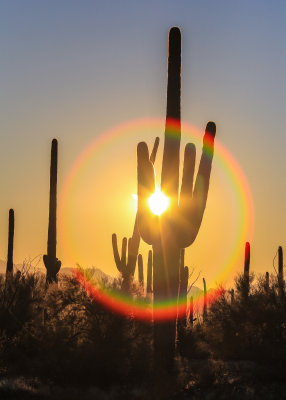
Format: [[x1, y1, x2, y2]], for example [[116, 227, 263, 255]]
[[147, 188, 170, 216]]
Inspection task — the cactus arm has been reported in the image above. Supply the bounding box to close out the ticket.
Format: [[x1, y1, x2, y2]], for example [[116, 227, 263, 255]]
[[137, 142, 158, 244], [6, 209, 14, 275], [147, 250, 153, 293], [180, 143, 196, 205], [120, 237, 127, 270], [112, 233, 122, 273], [150, 137, 160, 165], [138, 254, 144, 287], [178, 122, 216, 247], [161, 27, 181, 203]]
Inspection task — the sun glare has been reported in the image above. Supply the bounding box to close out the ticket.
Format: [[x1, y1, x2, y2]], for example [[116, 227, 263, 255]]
[[148, 188, 170, 216], [132, 189, 170, 216]]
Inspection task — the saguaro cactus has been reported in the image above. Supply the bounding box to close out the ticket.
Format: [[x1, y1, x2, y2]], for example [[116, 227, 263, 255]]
[[203, 277, 207, 321], [6, 209, 14, 277], [146, 250, 153, 294], [278, 246, 284, 296], [112, 138, 159, 291], [43, 139, 61, 284], [243, 241, 250, 297], [188, 296, 194, 327], [137, 27, 216, 369], [265, 271, 270, 294]]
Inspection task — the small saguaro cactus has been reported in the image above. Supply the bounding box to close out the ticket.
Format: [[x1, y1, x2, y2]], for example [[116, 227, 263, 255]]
[[6, 209, 14, 277], [188, 296, 195, 327], [243, 241, 250, 297], [278, 246, 284, 295], [43, 139, 61, 284], [112, 137, 159, 291], [146, 250, 153, 294], [137, 27, 216, 369], [265, 271, 270, 293], [203, 277, 207, 321], [137, 254, 144, 288]]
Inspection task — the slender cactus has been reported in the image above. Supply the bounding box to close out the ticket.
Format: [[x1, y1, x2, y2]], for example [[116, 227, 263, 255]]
[[278, 246, 284, 296], [243, 241, 250, 298], [146, 250, 153, 294], [112, 137, 159, 291], [43, 139, 61, 284], [188, 296, 195, 327], [137, 254, 144, 288], [265, 271, 270, 294], [203, 277, 207, 321], [6, 209, 14, 277], [137, 27, 216, 369]]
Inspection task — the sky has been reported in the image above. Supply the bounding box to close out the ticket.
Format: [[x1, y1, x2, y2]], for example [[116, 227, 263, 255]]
[[0, 0, 286, 288]]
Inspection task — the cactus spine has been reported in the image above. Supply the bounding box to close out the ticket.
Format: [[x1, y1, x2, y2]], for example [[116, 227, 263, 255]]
[[203, 277, 207, 321], [112, 138, 159, 291], [6, 209, 14, 277], [137, 27, 216, 369], [43, 139, 61, 284], [146, 250, 153, 294]]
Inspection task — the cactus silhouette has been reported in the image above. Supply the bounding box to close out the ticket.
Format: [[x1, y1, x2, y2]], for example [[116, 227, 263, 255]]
[[137, 27, 216, 369], [188, 295, 195, 327], [43, 139, 61, 284], [278, 246, 284, 296], [137, 254, 144, 288], [203, 277, 207, 321], [6, 209, 14, 277], [243, 241, 250, 297], [265, 271, 270, 293], [146, 250, 153, 294], [112, 137, 159, 291]]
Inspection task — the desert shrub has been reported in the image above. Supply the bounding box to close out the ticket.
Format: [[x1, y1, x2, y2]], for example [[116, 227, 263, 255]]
[[0, 266, 153, 388], [190, 273, 286, 363]]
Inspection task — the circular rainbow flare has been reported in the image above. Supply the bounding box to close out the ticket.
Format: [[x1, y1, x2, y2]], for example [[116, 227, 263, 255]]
[[74, 266, 225, 321], [59, 117, 254, 318]]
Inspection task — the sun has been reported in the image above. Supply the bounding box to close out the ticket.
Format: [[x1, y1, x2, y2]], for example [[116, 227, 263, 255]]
[[132, 188, 170, 216], [147, 188, 170, 216]]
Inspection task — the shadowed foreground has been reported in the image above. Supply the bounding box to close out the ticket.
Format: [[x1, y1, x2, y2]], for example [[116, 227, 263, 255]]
[[0, 266, 286, 399]]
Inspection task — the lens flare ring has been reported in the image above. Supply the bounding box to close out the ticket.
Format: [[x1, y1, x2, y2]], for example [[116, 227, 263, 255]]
[[59, 117, 254, 321]]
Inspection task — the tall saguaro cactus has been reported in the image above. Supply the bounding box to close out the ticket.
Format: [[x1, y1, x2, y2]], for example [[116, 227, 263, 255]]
[[43, 139, 61, 284], [6, 209, 14, 277], [137, 27, 216, 370]]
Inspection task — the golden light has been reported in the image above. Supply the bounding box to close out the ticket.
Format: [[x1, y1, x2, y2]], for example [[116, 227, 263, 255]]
[[147, 188, 170, 216]]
